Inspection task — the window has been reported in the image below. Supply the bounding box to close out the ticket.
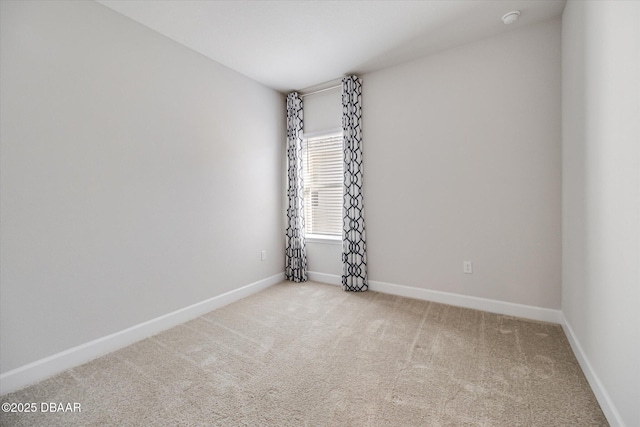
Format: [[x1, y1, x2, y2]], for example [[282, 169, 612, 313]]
[[302, 131, 343, 237]]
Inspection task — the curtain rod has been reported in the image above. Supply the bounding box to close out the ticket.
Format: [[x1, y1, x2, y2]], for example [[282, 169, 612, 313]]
[[300, 84, 341, 98]]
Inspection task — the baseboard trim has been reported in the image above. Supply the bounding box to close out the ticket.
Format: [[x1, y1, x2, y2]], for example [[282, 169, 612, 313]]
[[0, 272, 284, 396], [370, 279, 562, 323], [308, 272, 561, 324], [308, 271, 342, 286], [560, 314, 625, 427]]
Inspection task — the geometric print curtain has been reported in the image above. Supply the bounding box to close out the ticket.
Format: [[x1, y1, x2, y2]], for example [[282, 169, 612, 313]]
[[285, 92, 308, 282], [341, 76, 368, 291]]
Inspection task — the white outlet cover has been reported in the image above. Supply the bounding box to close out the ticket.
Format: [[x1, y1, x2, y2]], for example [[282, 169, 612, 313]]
[[463, 261, 473, 274]]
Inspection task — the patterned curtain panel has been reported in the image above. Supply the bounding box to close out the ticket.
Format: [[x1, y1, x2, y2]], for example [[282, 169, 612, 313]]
[[285, 92, 307, 282], [342, 76, 368, 291]]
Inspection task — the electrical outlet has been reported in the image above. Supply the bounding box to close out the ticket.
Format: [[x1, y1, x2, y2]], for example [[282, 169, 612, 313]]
[[463, 261, 473, 274], [261, 250, 267, 261]]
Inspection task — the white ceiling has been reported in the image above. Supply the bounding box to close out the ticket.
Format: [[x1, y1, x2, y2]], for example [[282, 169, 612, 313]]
[[96, 0, 565, 93]]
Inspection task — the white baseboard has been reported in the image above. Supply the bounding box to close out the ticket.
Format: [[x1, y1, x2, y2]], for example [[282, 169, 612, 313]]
[[0, 273, 284, 396], [308, 271, 342, 286], [308, 272, 562, 324], [369, 279, 562, 324], [560, 314, 625, 427]]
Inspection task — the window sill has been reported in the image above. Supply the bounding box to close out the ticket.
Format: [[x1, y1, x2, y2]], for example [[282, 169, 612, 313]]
[[306, 234, 342, 245]]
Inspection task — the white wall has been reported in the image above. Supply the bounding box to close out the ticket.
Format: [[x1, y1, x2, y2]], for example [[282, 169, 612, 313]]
[[301, 87, 344, 278], [0, 0, 285, 374], [365, 18, 562, 308], [303, 87, 342, 135], [308, 19, 562, 309], [562, 1, 640, 426]]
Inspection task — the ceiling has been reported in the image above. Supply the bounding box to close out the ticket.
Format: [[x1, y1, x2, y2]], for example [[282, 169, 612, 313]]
[[96, 0, 565, 93]]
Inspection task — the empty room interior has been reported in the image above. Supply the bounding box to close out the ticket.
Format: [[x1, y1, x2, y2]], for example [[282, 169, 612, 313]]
[[1, 0, 638, 426]]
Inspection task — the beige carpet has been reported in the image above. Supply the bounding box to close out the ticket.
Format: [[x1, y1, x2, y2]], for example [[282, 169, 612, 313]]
[[1, 281, 607, 426]]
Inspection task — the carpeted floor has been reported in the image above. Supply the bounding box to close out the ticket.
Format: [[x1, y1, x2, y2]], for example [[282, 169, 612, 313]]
[[1, 281, 607, 426]]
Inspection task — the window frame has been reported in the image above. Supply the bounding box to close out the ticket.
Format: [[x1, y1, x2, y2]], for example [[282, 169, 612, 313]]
[[302, 127, 344, 243]]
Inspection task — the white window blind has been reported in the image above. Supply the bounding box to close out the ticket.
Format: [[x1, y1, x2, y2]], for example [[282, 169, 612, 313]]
[[302, 132, 343, 237]]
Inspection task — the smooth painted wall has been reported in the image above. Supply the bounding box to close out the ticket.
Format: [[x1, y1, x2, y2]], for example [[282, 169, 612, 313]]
[[301, 87, 344, 277], [0, 0, 285, 374], [307, 19, 562, 309], [303, 87, 342, 135], [364, 18, 562, 309], [562, 1, 640, 425]]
